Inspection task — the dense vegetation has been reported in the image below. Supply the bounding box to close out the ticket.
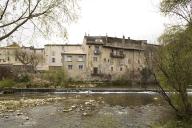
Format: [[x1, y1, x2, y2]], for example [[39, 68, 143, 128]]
[[152, 0, 192, 125]]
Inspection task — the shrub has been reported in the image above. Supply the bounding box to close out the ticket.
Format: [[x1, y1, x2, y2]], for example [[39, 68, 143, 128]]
[[0, 79, 16, 88], [0, 66, 14, 80], [42, 68, 67, 87], [16, 74, 31, 83]]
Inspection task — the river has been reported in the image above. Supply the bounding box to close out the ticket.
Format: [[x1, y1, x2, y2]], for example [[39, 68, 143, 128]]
[[0, 92, 173, 128]]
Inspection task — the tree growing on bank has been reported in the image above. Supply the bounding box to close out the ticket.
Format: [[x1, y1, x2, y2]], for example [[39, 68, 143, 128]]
[[15, 48, 44, 72], [153, 0, 192, 117], [0, 0, 79, 42], [155, 27, 192, 117]]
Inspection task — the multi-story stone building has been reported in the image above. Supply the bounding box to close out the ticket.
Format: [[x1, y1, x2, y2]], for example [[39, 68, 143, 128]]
[[83, 35, 147, 80], [0, 35, 156, 81], [42, 44, 87, 80], [61, 49, 86, 80]]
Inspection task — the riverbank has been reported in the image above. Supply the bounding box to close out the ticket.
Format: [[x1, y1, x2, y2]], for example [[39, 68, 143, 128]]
[[0, 87, 159, 94], [1, 87, 192, 95], [0, 93, 172, 128]]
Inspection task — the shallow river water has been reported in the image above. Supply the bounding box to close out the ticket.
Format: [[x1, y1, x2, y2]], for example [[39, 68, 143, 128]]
[[0, 92, 173, 128]]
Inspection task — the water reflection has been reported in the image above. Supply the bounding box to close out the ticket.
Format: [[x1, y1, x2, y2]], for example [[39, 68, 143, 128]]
[[94, 93, 163, 107]]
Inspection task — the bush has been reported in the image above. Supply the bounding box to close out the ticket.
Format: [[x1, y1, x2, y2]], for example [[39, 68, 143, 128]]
[[17, 74, 31, 83], [42, 69, 67, 87], [0, 66, 15, 80], [0, 79, 16, 88], [153, 118, 192, 128]]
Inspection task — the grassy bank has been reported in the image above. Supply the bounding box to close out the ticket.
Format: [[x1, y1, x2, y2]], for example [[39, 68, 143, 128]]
[[153, 117, 192, 128]]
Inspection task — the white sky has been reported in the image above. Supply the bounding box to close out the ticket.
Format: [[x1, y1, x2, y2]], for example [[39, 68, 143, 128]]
[[65, 0, 169, 45], [2, 0, 170, 47]]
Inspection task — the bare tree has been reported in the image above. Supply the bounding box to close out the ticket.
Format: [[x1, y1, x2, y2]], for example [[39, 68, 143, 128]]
[[30, 52, 44, 72], [15, 48, 44, 72], [15, 49, 32, 70], [160, 0, 192, 26], [0, 0, 79, 42]]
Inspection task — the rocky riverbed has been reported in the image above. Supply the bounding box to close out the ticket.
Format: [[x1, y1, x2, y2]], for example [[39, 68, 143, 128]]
[[0, 93, 173, 128]]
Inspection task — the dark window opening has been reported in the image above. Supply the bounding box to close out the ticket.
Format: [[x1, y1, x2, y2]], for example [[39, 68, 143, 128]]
[[52, 58, 55, 63], [93, 67, 98, 74], [68, 65, 73, 70]]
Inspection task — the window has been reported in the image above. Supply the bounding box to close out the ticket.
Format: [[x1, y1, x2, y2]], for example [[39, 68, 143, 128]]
[[66, 56, 72, 62], [95, 45, 99, 50], [93, 57, 97, 62], [78, 56, 84, 61], [15, 57, 17, 61], [79, 65, 83, 70], [120, 67, 123, 71], [7, 57, 10, 61], [119, 50, 124, 55], [111, 67, 113, 71], [95, 39, 103, 43], [104, 58, 106, 62], [93, 67, 98, 74], [89, 46, 91, 48], [68, 65, 73, 70], [52, 58, 55, 63], [94, 45, 100, 55], [52, 51, 55, 56]]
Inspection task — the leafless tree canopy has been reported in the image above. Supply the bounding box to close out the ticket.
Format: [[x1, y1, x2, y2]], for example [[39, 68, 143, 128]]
[[15, 49, 44, 71], [0, 0, 79, 42], [160, 0, 192, 25]]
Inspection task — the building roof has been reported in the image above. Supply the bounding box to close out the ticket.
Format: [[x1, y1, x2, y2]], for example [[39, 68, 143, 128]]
[[45, 44, 82, 46], [84, 35, 147, 50], [6, 42, 20, 48], [84, 36, 147, 45]]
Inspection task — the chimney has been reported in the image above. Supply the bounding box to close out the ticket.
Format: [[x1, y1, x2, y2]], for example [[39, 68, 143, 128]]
[[122, 35, 125, 43], [128, 37, 130, 40], [105, 33, 108, 44]]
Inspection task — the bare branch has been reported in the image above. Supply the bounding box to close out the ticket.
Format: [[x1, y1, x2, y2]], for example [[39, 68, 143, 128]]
[[0, 0, 10, 20]]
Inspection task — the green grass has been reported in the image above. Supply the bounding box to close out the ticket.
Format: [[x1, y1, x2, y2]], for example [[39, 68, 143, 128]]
[[153, 118, 192, 128], [0, 79, 16, 88]]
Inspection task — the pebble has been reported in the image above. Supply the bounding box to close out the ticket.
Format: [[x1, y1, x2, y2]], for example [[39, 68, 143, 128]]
[[82, 112, 88, 116], [8, 110, 14, 112], [71, 105, 77, 109], [63, 108, 73, 112], [25, 117, 29, 120], [153, 97, 158, 100], [17, 112, 23, 116]]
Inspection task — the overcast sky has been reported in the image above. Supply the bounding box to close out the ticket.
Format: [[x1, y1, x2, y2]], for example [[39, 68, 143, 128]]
[[64, 0, 169, 45], [3, 0, 170, 47]]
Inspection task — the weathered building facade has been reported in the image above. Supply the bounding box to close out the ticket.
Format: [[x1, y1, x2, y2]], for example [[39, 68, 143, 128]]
[[0, 35, 156, 81], [83, 36, 147, 80]]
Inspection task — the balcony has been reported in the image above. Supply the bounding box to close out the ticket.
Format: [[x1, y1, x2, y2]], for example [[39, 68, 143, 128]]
[[110, 52, 125, 58], [94, 50, 101, 55]]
